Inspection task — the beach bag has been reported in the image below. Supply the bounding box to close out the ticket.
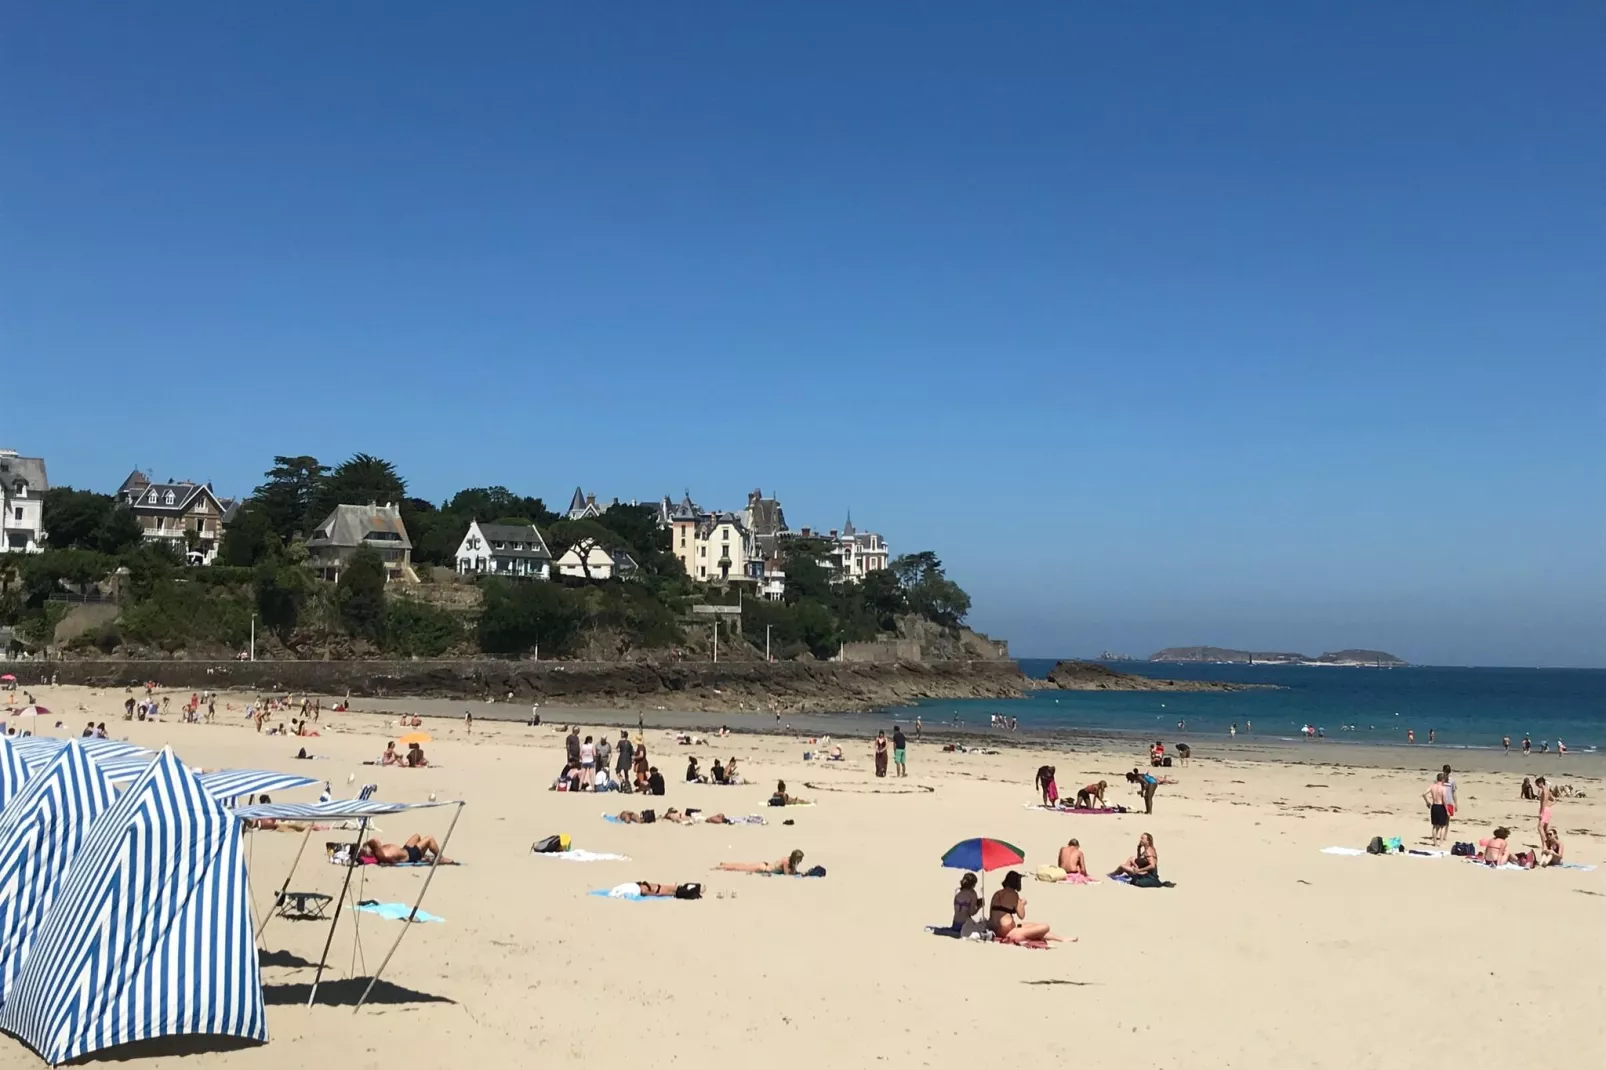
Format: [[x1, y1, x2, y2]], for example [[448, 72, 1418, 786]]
[[674, 883, 703, 900], [531, 834, 571, 854], [1161, 756, 1173, 767], [1451, 842, 1475, 857], [1366, 836, 1386, 855], [1035, 865, 1067, 883], [641, 809, 656, 824], [803, 865, 827, 878]]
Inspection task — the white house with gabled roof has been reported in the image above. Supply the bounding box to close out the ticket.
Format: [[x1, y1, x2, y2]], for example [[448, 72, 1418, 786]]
[[455, 519, 552, 579]]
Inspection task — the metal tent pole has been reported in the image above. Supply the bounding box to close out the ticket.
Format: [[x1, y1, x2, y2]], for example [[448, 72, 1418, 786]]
[[353, 802, 464, 1012], [308, 817, 370, 1006], [256, 824, 316, 942]]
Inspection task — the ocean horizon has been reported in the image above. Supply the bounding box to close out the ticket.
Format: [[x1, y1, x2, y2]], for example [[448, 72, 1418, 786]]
[[892, 660, 1606, 752]]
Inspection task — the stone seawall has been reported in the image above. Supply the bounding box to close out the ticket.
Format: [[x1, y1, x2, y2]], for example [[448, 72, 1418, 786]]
[[5, 658, 1028, 714]]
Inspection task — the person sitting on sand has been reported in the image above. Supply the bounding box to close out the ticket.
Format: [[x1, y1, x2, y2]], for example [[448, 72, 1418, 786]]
[[1540, 827, 1565, 867], [362, 834, 452, 866], [988, 871, 1064, 944], [646, 766, 666, 796], [686, 757, 704, 783], [1481, 827, 1510, 866], [952, 872, 985, 937], [1035, 766, 1059, 807], [380, 742, 402, 766], [1075, 781, 1108, 809], [407, 742, 428, 768], [1112, 833, 1162, 887], [1057, 839, 1088, 877], [770, 780, 809, 806], [725, 757, 743, 784], [718, 849, 805, 875], [1521, 777, 1536, 801], [711, 758, 726, 784]]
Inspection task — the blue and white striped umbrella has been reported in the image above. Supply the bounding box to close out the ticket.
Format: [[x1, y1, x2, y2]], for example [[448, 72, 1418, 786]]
[[0, 742, 117, 1013], [0, 747, 266, 1064], [13, 738, 150, 771], [0, 737, 25, 811], [232, 798, 457, 822], [198, 769, 319, 803]]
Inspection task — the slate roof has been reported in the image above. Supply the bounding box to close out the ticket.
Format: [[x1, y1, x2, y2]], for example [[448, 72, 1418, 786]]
[[746, 490, 787, 537], [122, 479, 223, 515], [471, 520, 552, 560], [0, 453, 48, 494], [306, 504, 412, 551]]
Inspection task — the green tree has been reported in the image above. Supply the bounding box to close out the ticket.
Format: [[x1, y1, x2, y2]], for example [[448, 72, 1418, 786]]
[[42, 488, 115, 550], [477, 579, 584, 657], [95, 506, 145, 555], [316, 453, 406, 517], [335, 545, 388, 641], [122, 541, 183, 602], [890, 551, 971, 629], [253, 456, 327, 542], [220, 502, 281, 567], [857, 567, 908, 630], [384, 599, 461, 657], [254, 560, 310, 639]]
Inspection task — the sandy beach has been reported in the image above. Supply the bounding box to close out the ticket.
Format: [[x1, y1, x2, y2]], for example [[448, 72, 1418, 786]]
[[3, 683, 1603, 1069]]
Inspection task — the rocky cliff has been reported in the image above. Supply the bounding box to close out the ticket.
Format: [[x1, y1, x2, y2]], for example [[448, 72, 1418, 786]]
[[12, 657, 1028, 715]]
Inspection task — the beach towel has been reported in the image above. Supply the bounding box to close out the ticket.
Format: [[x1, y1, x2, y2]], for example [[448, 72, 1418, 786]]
[[1025, 803, 1125, 815], [536, 849, 630, 862], [589, 885, 674, 901], [336, 857, 462, 868], [1110, 874, 1176, 888], [924, 926, 1047, 949], [354, 901, 444, 923], [1321, 846, 1368, 856]]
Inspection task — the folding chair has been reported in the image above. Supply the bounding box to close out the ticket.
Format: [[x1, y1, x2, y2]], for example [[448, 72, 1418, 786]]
[[274, 889, 333, 920]]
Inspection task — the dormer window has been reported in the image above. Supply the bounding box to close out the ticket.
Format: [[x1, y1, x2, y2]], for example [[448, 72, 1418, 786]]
[[147, 491, 158, 503], [11, 481, 23, 498], [163, 491, 176, 506]]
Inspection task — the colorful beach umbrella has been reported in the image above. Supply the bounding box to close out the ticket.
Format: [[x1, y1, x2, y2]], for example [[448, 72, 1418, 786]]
[[0, 675, 14, 681], [397, 731, 432, 745], [940, 838, 1026, 873], [12, 706, 49, 719]]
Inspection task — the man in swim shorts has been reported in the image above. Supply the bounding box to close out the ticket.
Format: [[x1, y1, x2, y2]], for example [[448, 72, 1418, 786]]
[[892, 725, 907, 778], [1423, 773, 1450, 844], [363, 834, 452, 865]]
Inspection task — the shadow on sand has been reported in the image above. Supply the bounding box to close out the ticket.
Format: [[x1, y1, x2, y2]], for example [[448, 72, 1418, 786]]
[[64, 1034, 263, 1064], [263, 977, 455, 1007]]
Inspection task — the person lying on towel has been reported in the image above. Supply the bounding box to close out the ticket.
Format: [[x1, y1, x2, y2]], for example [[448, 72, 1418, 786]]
[[718, 849, 805, 875], [362, 834, 452, 866]]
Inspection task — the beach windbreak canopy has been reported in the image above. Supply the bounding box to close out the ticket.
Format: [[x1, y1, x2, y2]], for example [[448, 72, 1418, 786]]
[[0, 747, 266, 1066], [232, 798, 458, 822], [198, 770, 320, 802], [0, 742, 117, 1013], [0, 737, 24, 811]]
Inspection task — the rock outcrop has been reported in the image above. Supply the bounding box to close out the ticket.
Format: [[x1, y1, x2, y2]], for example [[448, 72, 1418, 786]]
[[1038, 660, 1275, 692]]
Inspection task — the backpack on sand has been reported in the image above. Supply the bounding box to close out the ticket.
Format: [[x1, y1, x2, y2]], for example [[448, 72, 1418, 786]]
[[1366, 836, 1386, 855]]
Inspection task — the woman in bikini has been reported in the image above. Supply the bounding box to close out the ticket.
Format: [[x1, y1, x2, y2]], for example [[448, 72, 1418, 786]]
[[717, 849, 805, 875], [951, 872, 985, 937], [1074, 780, 1108, 809], [1112, 833, 1162, 887], [1481, 827, 1510, 866], [1540, 827, 1565, 867], [987, 871, 1062, 943], [874, 731, 890, 778]]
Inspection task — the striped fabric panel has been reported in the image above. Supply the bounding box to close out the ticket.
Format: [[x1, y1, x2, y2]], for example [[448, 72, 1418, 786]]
[[230, 798, 457, 821], [197, 770, 319, 803], [0, 747, 266, 1064], [0, 742, 117, 1013], [0, 737, 25, 811]]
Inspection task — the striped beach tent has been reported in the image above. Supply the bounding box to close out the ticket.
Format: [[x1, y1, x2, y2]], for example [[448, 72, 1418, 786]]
[[0, 747, 265, 1065], [198, 769, 319, 803], [0, 737, 24, 811], [0, 742, 117, 1012]]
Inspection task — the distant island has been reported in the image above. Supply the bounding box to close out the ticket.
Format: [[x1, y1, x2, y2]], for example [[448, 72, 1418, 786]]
[[1038, 660, 1278, 693], [1149, 646, 1406, 667]]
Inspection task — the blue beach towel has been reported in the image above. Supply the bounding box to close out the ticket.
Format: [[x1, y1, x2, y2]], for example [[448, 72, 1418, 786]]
[[354, 900, 444, 923]]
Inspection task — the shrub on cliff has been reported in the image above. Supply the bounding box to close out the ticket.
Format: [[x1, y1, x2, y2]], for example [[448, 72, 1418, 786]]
[[477, 578, 584, 657], [120, 581, 251, 653], [336, 546, 388, 641], [383, 599, 462, 657]]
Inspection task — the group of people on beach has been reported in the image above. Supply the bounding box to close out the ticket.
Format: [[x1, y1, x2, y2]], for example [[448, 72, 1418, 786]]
[[1422, 764, 1574, 867]]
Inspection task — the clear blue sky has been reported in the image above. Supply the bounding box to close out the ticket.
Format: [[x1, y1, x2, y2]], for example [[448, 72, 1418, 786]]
[[4, 3, 1602, 667]]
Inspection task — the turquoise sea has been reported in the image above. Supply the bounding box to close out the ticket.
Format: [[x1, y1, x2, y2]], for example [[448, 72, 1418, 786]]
[[898, 661, 1606, 751]]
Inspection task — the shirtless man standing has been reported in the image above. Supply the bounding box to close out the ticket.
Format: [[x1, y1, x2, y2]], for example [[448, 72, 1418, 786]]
[[1423, 773, 1450, 845]]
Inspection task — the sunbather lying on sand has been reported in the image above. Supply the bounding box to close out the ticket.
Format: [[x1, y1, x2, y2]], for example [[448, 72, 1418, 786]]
[[362, 834, 452, 865], [633, 881, 702, 898], [718, 849, 804, 875]]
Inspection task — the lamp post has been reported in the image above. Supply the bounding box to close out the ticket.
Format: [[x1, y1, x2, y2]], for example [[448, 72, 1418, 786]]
[[249, 613, 256, 662]]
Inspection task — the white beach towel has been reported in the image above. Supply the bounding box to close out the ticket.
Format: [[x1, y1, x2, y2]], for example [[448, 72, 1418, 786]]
[[537, 849, 630, 862], [1320, 846, 1367, 856], [607, 882, 643, 899]]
